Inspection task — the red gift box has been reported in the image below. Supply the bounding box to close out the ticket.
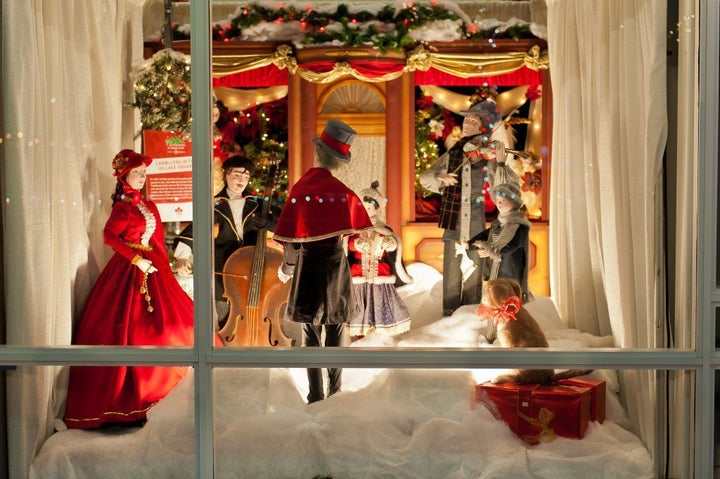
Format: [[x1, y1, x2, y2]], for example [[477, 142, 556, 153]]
[[556, 378, 606, 423], [472, 382, 591, 444]]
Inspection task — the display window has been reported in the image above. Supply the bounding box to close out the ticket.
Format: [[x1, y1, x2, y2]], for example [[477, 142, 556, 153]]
[[1, 1, 718, 478]]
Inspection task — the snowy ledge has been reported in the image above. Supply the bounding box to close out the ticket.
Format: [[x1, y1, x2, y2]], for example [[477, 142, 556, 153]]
[[142, 0, 548, 44]]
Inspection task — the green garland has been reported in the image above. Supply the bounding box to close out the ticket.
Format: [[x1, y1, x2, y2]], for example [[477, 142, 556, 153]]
[[167, 2, 538, 51], [130, 50, 192, 134]]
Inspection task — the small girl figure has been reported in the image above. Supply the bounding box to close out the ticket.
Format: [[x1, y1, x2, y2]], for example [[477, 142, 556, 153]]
[[346, 181, 413, 340], [471, 182, 533, 303]]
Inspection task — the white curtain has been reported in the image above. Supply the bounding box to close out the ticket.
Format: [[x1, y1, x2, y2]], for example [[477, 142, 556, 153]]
[[546, 0, 667, 457], [332, 136, 387, 200], [2, 1, 145, 477], [666, 1, 697, 476]]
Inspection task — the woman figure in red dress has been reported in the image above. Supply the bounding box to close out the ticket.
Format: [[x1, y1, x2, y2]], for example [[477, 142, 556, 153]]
[[63, 149, 195, 429]]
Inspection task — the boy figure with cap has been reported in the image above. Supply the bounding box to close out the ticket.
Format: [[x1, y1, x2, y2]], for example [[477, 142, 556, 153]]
[[273, 119, 373, 404], [174, 154, 272, 328], [471, 182, 532, 302], [419, 98, 520, 316], [470, 182, 533, 342]]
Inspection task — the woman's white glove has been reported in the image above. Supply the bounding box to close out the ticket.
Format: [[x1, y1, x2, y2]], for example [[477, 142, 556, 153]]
[[133, 256, 158, 274]]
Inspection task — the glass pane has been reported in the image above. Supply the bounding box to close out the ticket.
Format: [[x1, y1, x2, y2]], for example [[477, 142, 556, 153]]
[[23, 366, 697, 478], [198, 367, 696, 477], [27, 365, 195, 477], [716, 369, 720, 477], [1, 13, 201, 347], [3, 1, 691, 352]]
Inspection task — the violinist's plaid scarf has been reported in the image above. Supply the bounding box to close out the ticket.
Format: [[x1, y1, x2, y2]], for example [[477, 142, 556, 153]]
[[438, 138, 482, 231]]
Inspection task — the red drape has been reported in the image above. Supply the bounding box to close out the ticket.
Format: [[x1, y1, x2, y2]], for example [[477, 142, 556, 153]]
[[413, 66, 542, 87], [212, 61, 542, 88], [213, 65, 289, 87]]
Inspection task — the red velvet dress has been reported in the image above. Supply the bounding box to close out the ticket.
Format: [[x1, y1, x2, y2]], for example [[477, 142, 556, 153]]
[[64, 197, 194, 429]]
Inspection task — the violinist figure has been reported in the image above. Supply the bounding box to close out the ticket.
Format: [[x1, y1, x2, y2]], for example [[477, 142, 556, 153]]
[[419, 98, 520, 317], [274, 119, 373, 403], [173, 155, 273, 328]]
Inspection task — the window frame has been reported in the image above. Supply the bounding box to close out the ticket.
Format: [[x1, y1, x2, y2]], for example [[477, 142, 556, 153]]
[[0, 1, 717, 478]]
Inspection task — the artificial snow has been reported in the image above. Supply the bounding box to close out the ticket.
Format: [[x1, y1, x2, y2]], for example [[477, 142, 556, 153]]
[[29, 263, 653, 479]]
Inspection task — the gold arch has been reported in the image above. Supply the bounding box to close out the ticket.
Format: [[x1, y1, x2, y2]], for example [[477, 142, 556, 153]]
[[317, 80, 386, 114]]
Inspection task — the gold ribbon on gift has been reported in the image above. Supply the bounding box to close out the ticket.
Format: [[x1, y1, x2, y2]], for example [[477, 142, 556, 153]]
[[518, 407, 557, 444]]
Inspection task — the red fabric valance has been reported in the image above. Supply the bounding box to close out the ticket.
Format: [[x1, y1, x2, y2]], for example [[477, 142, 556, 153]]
[[413, 66, 542, 87], [212, 61, 542, 88], [213, 65, 288, 87]]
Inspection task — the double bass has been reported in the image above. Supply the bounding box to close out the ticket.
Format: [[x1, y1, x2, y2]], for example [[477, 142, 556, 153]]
[[217, 160, 294, 347]]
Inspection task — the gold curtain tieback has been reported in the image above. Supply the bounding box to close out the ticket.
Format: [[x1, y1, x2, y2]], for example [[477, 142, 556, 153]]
[[523, 45, 549, 71], [406, 45, 433, 72], [272, 45, 298, 74]]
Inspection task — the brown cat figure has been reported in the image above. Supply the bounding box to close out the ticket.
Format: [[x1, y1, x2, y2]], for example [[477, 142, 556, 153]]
[[478, 278, 593, 384]]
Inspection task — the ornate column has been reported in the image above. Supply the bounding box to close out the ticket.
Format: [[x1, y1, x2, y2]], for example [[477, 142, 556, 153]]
[[385, 72, 415, 233], [287, 74, 317, 183]]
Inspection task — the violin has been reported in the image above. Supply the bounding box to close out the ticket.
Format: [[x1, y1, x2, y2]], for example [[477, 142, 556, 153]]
[[217, 160, 294, 347]]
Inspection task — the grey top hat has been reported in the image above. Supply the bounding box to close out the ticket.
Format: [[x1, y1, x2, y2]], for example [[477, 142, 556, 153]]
[[490, 182, 524, 209], [459, 99, 501, 131], [313, 119, 357, 161]]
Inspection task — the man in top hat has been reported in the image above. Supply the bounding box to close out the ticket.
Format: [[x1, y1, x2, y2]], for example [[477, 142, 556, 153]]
[[419, 98, 520, 317], [273, 118, 373, 404], [174, 154, 273, 328]]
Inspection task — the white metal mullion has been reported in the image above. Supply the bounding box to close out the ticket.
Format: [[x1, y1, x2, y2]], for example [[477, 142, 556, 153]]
[[696, 1, 719, 478], [189, 0, 214, 477], [0, 346, 702, 369], [0, 347, 194, 365], [206, 348, 701, 369]]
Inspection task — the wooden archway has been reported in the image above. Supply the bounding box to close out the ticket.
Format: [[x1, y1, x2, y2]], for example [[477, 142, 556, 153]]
[[167, 39, 551, 294]]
